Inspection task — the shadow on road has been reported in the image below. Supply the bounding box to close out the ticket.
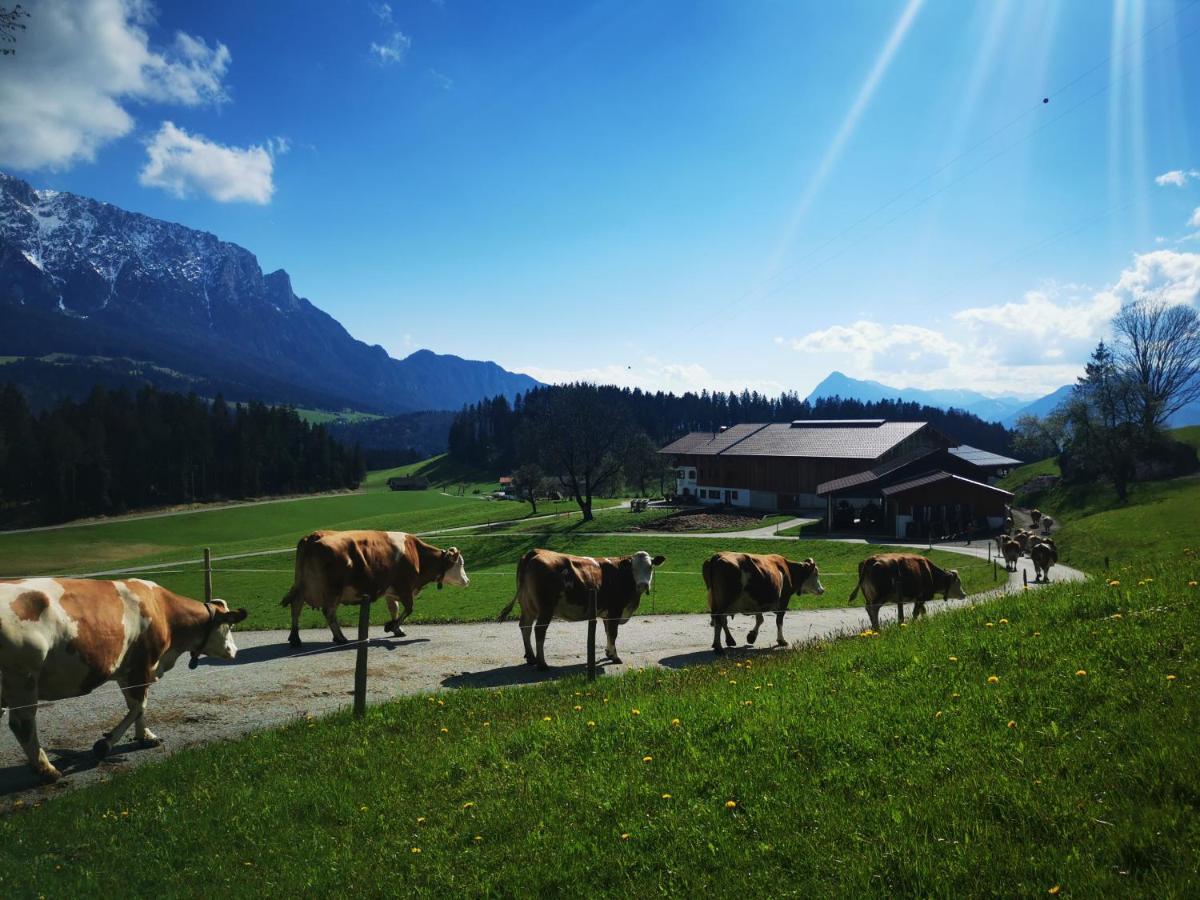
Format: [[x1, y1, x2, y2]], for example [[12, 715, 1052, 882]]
[[197, 637, 431, 668], [656, 644, 780, 669], [0, 739, 160, 798], [441, 660, 616, 689]]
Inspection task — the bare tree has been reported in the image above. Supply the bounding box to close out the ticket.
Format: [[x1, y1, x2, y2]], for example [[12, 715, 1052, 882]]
[[1113, 300, 1200, 429], [521, 385, 637, 521], [510, 462, 545, 515], [1, 5, 28, 56]]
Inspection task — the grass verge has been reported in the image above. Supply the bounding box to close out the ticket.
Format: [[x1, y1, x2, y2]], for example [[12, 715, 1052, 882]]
[[2, 564, 1195, 896]]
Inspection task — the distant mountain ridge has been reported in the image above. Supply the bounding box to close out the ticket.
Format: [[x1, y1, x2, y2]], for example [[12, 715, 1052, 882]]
[[0, 172, 539, 413], [806, 371, 1071, 427]]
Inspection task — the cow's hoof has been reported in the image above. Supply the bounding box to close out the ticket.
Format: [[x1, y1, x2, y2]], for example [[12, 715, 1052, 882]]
[[288, 634, 302, 648], [332, 635, 349, 646], [138, 736, 163, 749], [712, 646, 724, 655], [536, 662, 550, 672], [36, 765, 63, 783], [93, 738, 112, 761], [724, 636, 737, 648], [776, 638, 788, 648], [524, 656, 537, 666], [745, 632, 758, 645], [607, 655, 623, 665]]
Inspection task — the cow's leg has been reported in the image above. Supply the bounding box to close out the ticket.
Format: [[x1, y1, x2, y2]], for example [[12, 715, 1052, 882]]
[[95, 677, 154, 759], [603, 620, 621, 664], [913, 600, 926, 620], [324, 605, 349, 644], [865, 600, 881, 631], [534, 610, 553, 671], [775, 610, 787, 647], [746, 614, 763, 645], [711, 615, 724, 654], [519, 608, 536, 665], [723, 616, 737, 647], [288, 595, 304, 648], [895, 597, 905, 625], [4, 673, 59, 781], [384, 593, 413, 638]]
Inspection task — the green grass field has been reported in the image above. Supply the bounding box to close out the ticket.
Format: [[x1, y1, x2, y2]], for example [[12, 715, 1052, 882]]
[[363, 453, 503, 495], [3, 563, 1194, 896], [292, 407, 384, 425], [0, 487, 617, 580], [150, 535, 997, 631]]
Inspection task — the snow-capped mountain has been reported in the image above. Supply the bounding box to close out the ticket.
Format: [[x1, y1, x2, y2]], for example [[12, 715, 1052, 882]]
[[0, 172, 539, 413]]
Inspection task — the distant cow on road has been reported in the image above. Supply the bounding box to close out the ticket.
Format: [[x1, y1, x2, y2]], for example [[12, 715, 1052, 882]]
[[849, 553, 966, 630], [497, 549, 665, 670], [281, 530, 469, 647], [1030, 537, 1058, 582], [1002, 538, 1021, 572], [702, 552, 824, 654], [0, 578, 246, 781]]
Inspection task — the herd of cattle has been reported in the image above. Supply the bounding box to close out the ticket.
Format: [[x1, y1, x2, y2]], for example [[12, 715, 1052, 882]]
[[998, 506, 1058, 583], [0, 528, 974, 782]]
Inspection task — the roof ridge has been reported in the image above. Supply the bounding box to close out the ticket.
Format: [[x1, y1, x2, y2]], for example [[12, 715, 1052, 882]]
[[716, 422, 771, 455]]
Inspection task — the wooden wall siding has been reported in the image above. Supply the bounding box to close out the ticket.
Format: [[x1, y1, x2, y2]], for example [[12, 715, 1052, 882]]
[[878, 429, 947, 463], [892, 481, 1008, 517]]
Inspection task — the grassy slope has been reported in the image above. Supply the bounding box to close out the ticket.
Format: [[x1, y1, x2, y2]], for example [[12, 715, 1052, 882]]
[[363, 453, 500, 495], [293, 408, 383, 425], [3, 566, 1195, 896], [0, 487, 614, 580]]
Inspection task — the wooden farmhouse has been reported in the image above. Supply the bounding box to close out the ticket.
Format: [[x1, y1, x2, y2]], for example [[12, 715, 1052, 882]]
[[659, 419, 1019, 539]]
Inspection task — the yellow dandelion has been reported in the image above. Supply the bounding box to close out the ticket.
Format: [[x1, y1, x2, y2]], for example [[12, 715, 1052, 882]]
[[543, 716, 552, 722], [728, 679, 737, 684], [671, 718, 681, 726], [417, 816, 426, 824], [987, 675, 1000, 684], [1167, 674, 1177, 681], [474, 835, 482, 842], [1075, 670, 1087, 677], [999, 618, 1009, 625], [411, 847, 421, 855], [1048, 887, 1060, 896], [900, 622, 908, 628], [643, 756, 653, 762], [437, 699, 444, 706], [754, 685, 762, 691], [439, 727, 448, 734], [1110, 613, 1122, 620], [986, 622, 994, 628], [587, 721, 596, 727], [934, 710, 943, 718], [1189, 581, 1198, 588], [766, 682, 774, 687], [359, 805, 369, 812], [948, 656, 958, 662], [426, 697, 435, 703], [1007, 721, 1016, 729], [951, 692, 960, 699], [735, 662, 743, 668], [483, 721, 490, 727], [631, 708, 640, 715], [661, 793, 672, 800], [574, 705, 582, 711], [1033, 631, 1041, 636], [725, 800, 737, 809], [743, 700, 753, 706], [462, 802, 475, 810], [620, 833, 631, 840]]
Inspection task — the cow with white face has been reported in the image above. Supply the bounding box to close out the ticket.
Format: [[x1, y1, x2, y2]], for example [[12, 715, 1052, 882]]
[[0, 578, 246, 781], [702, 552, 825, 653], [497, 549, 666, 670]]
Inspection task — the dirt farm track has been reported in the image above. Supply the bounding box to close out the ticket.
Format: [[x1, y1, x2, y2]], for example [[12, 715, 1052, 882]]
[[0, 543, 1081, 809]]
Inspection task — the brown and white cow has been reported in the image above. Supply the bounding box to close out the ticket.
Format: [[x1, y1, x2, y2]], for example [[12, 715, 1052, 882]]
[[281, 530, 468, 647], [0, 578, 246, 781], [1030, 508, 1043, 527], [1015, 530, 1033, 554], [1029, 537, 1058, 582], [849, 553, 966, 630], [702, 552, 824, 654], [1002, 538, 1021, 573], [496, 549, 665, 670], [1040, 515, 1055, 533]]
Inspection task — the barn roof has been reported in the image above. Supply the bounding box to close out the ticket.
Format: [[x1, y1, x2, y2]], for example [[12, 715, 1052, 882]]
[[815, 447, 941, 495], [659, 420, 930, 460], [881, 470, 1014, 498], [947, 445, 1022, 468]]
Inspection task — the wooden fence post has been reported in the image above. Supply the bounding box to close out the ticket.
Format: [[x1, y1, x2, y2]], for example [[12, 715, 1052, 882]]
[[586, 588, 597, 682], [993, 558, 997, 582], [203, 548, 213, 603], [1023, 569, 1028, 588], [354, 600, 371, 718]]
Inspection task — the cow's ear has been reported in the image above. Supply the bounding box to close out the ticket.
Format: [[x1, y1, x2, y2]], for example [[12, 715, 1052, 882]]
[[220, 608, 248, 624], [651, 555, 666, 566], [446, 546, 460, 558], [803, 557, 814, 566]]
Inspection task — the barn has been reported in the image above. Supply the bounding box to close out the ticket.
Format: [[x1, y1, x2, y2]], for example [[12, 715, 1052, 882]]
[[659, 419, 1018, 539]]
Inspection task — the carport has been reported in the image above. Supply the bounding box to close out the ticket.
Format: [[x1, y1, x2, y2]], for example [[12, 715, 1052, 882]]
[[881, 471, 1014, 541]]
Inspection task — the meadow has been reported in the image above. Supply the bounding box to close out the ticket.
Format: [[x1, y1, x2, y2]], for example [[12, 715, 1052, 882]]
[[1, 562, 1194, 896]]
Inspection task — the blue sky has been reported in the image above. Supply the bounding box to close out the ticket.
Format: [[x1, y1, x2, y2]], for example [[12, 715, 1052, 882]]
[[3, 0, 1200, 399]]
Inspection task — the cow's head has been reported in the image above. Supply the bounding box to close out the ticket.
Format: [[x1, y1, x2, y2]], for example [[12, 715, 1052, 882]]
[[199, 599, 248, 661], [790, 557, 825, 595], [943, 570, 966, 600], [438, 547, 470, 588], [628, 551, 666, 594]]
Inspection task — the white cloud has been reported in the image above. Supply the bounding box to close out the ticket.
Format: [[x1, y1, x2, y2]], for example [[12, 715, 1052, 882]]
[[139, 122, 276, 204], [0, 0, 231, 170], [1155, 169, 1200, 187], [370, 31, 411, 65], [369, 2, 393, 23], [428, 68, 454, 91], [1191, 208, 1200, 228], [778, 250, 1200, 396], [513, 359, 785, 396]]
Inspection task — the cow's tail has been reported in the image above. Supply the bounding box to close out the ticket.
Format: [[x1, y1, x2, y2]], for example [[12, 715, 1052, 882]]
[[280, 532, 319, 607], [497, 551, 531, 622], [848, 561, 867, 603]]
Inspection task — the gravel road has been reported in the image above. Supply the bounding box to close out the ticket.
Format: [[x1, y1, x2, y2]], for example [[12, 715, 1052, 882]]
[[0, 546, 1082, 808]]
